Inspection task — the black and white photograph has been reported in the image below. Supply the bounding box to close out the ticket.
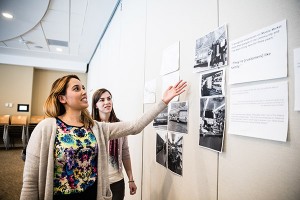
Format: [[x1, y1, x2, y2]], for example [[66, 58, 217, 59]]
[[167, 132, 183, 176], [167, 101, 188, 134], [200, 68, 225, 97], [199, 96, 225, 152], [194, 24, 228, 73], [156, 130, 168, 168], [153, 107, 168, 130]]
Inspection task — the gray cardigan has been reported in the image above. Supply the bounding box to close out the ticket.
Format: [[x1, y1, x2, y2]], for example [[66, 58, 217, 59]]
[[20, 100, 166, 200], [116, 136, 130, 173]]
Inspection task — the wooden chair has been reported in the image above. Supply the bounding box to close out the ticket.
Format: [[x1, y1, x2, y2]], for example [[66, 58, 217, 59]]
[[26, 115, 45, 142], [0, 115, 10, 149], [30, 115, 45, 124], [7, 115, 28, 149]]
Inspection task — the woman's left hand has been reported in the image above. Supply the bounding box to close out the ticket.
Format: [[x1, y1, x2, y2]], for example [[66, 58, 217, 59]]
[[162, 80, 187, 104], [129, 181, 137, 195]]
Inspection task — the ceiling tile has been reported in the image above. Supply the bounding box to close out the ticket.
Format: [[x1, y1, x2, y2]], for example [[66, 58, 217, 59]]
[[22, 24, 48, 48], [70, 13, 85, 32], [0, 42, 7, 47], [42, 10, 69, 24], [69, 41, 79, 55], [48, 0, 69, 12], [71, 0, 88, 14], [3, 37, 29, 49], [42, 21, 69, 41], [70, 13, 84, 40]]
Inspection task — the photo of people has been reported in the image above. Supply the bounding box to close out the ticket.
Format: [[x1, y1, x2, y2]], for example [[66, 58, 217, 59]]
[[199, 97, 225, 152], [167, 101, 188, 134], [167, 132, 183, 176], [194, 24, 228, 73], [156, 130, 168, 168], [200, 69, 225, 97]]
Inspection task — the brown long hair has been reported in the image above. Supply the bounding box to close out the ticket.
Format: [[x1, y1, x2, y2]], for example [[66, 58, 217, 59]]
[[91, 88, 120, 123], [43, 74, 94, 128]]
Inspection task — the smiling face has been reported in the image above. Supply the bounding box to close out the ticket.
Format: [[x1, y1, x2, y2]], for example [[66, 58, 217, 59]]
[[96, 91, 113, 115], [59, 78, 88, 111]]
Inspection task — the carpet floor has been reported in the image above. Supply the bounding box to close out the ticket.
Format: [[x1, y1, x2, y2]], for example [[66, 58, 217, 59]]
[[0, 148, 24, 200]]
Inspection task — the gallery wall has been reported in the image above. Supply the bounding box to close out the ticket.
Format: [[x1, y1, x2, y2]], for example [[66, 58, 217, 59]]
[[143, 1, 220, 199], [88, 0, 300, 199]]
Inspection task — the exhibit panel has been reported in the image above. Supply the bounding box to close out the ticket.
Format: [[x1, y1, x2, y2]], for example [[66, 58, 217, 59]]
[[143, 0, 219, 199], [87, 0, 300, 199], [218, 0, 300, 199]]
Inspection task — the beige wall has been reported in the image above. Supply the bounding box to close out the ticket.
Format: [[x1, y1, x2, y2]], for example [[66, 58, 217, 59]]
[[0, 64, 34, 117], [0, 64, 87, 117], [31, 69, 87, 115]]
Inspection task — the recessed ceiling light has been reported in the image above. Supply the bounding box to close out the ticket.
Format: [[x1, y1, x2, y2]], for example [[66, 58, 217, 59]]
[[19, 39, 28, 44], [56, 47, 63, 52], [2, 12, 13, 19], [18, 39, 34, 45]]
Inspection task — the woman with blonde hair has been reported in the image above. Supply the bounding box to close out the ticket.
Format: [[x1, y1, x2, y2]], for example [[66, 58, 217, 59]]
[[20, 74, 186, 200]]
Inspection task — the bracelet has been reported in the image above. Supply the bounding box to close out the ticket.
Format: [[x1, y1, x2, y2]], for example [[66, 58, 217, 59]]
[[128, 180, 135, 183]]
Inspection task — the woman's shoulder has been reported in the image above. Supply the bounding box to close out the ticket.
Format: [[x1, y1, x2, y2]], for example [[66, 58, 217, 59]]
[[92, 120, 104, 129], [34, 117, 56, 130], [40, 117, 56, 124], [27, 117, 56, 148]]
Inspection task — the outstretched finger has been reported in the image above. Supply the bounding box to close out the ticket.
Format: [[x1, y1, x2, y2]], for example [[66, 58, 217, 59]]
[[176, 81, 187, 91], [176, 88, 186, 95], [174, 80, 183, 88]]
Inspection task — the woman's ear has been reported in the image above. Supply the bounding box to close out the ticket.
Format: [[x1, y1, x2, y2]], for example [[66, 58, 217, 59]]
[[58, 95, 66, 104]]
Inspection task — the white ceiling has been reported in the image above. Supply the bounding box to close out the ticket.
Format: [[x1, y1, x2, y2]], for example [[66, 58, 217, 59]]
[[0, 0, 120, 73]]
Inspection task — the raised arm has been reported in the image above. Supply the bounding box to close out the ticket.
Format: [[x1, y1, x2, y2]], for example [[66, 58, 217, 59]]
[[96, 80, 187, 140]]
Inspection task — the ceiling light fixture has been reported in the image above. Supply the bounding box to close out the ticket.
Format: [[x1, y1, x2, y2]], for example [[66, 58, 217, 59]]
[[56, 48, 63, 52], [19, 39, 31, 44], [2, 12, 13, 19]]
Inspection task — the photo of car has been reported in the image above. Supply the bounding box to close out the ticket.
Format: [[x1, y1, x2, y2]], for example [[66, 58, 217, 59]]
[[154, 112, 168, 125], [153, 107, 168, 127], [168, 101, 189, 134], [177, 110, 188, 123]]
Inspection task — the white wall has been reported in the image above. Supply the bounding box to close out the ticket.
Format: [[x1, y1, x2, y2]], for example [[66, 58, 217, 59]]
[[88, 0, 300, 199], [143, 1, 220, 199], [218, 1, 300, 200], [87, 0, 147, 199]]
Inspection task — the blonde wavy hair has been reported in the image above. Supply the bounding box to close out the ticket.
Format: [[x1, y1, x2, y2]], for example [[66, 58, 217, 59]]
[[43, 74, 94, 128]]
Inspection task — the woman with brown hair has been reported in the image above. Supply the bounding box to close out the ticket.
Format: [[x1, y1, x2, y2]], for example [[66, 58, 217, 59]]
[[20, 74, 186, 200], [91, 88, 137, 200]]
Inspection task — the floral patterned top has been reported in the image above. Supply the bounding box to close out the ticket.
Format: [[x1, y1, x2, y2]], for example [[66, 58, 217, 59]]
[[53, 118, 98, 195]]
